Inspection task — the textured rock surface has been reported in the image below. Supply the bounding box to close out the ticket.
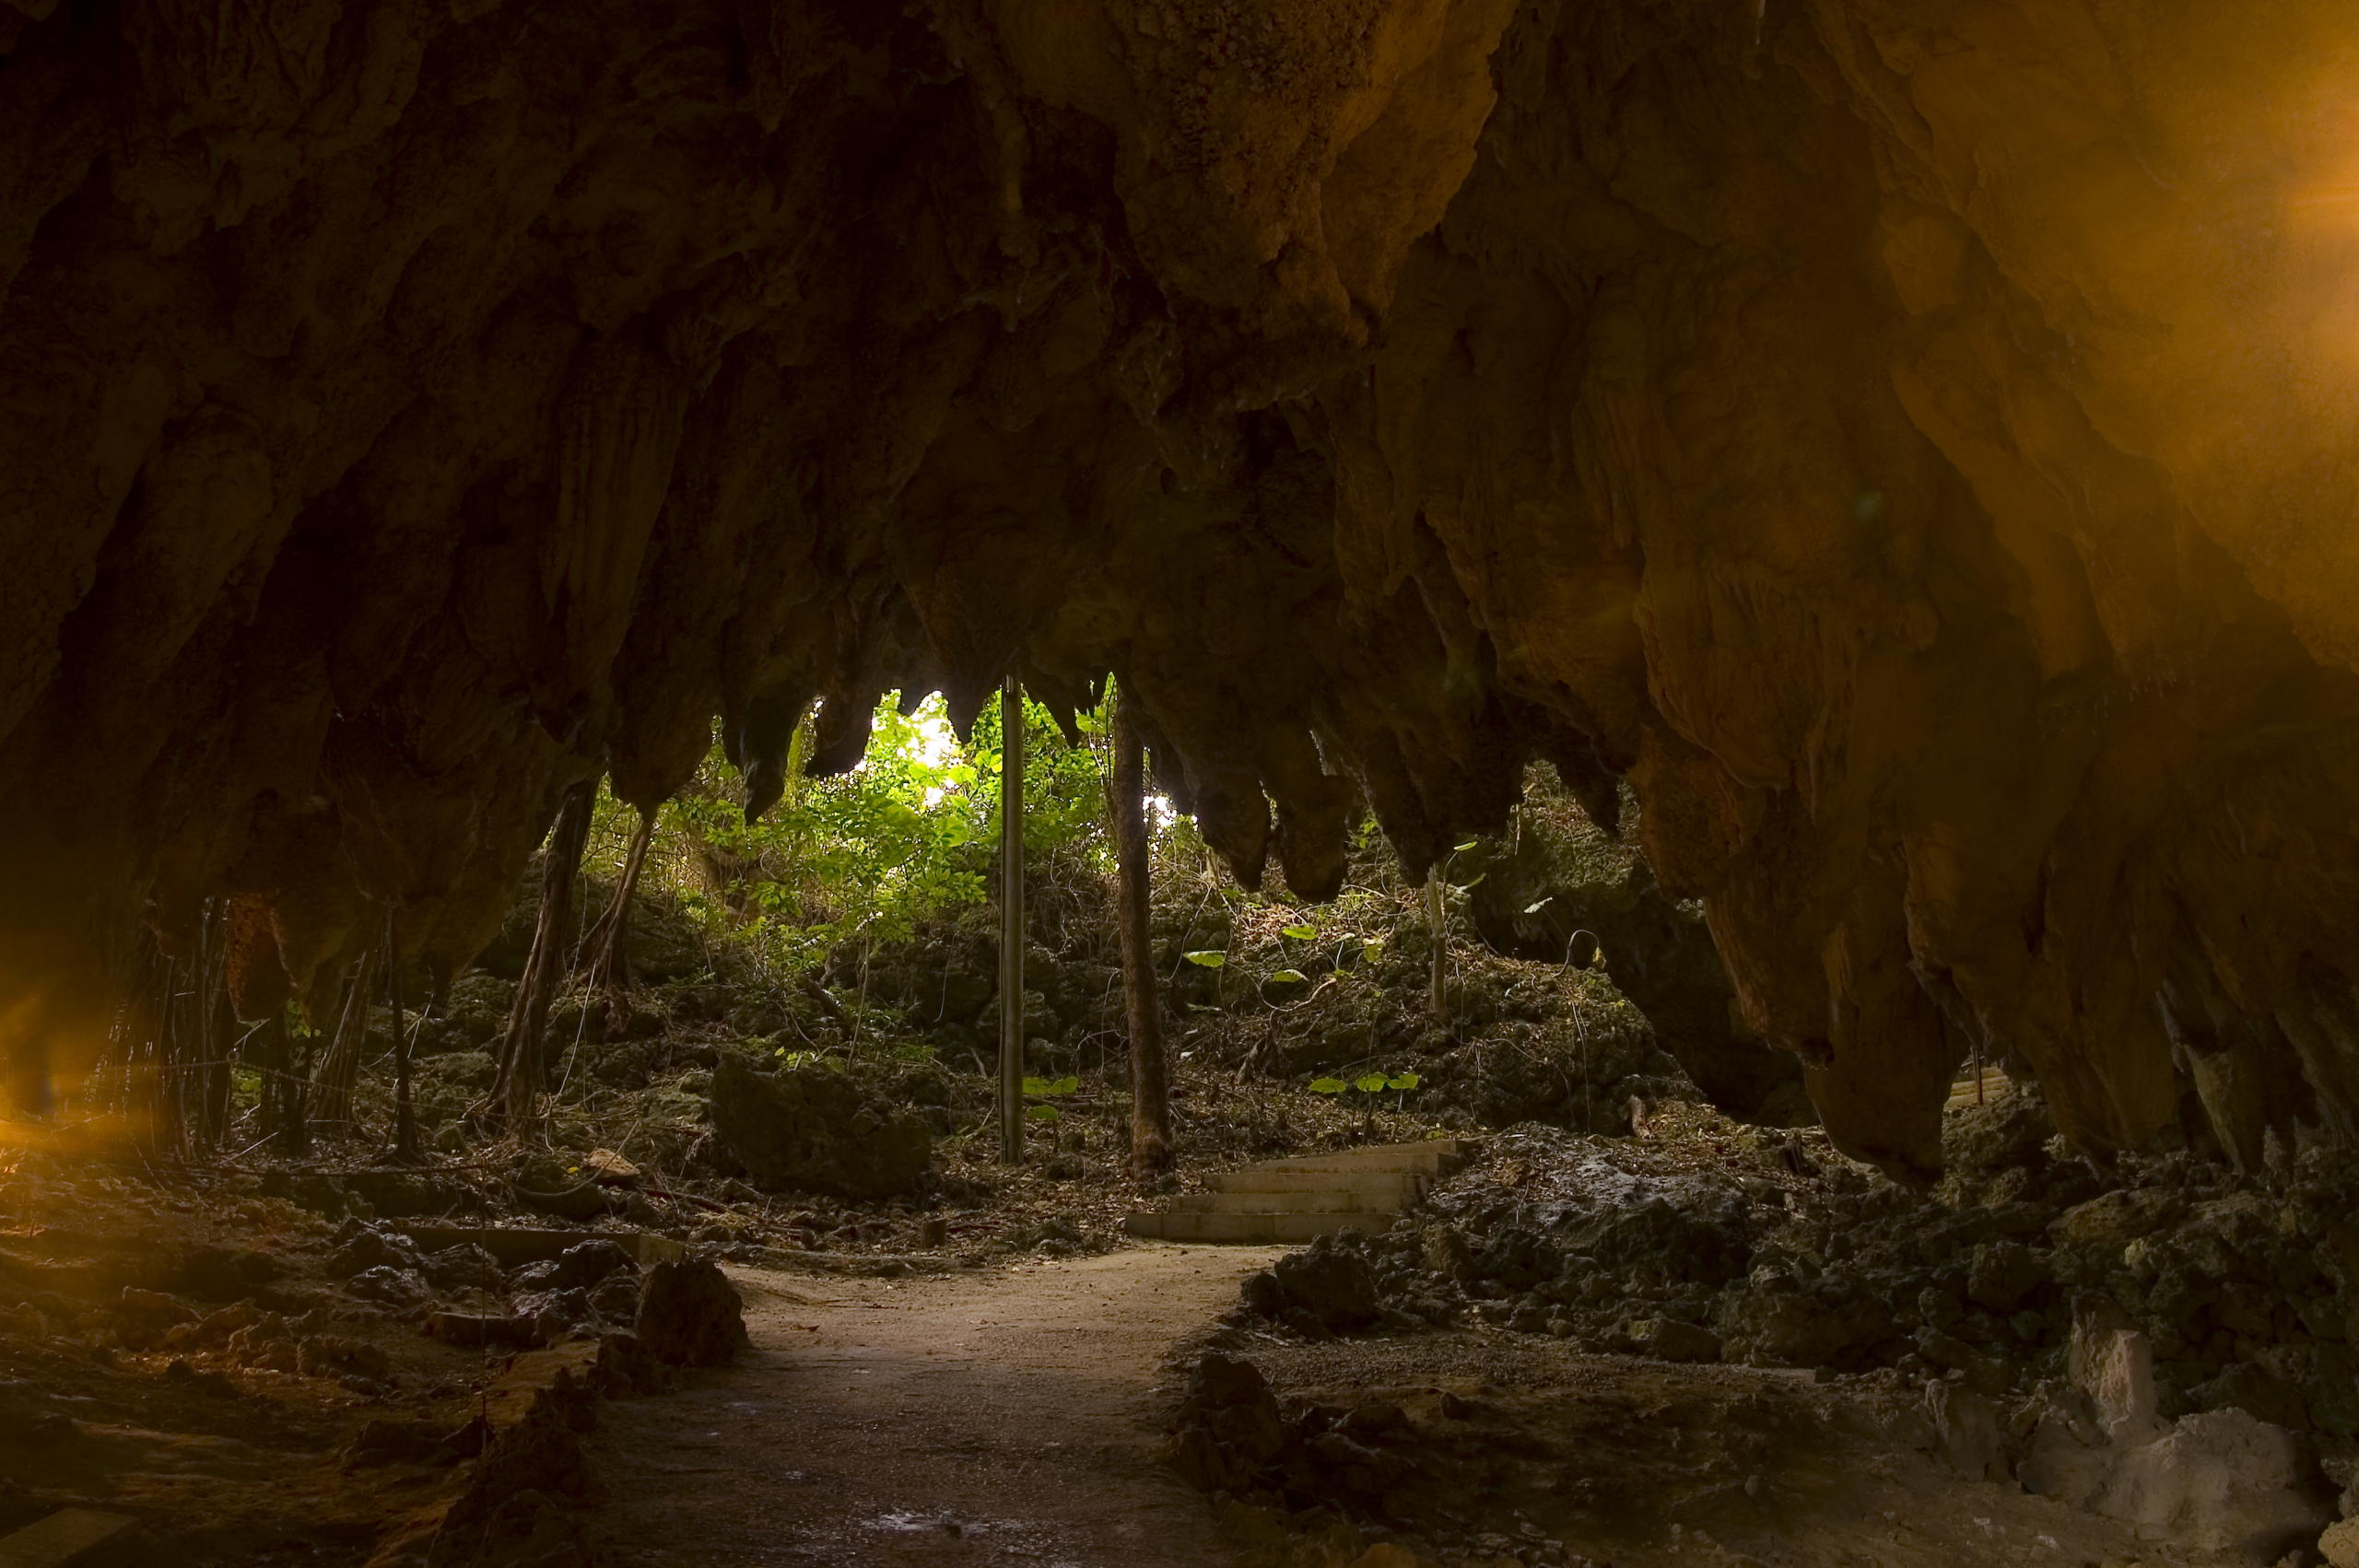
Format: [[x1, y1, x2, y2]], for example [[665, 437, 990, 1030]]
[[10, 2, 2359, 1176], [708, 1054, 933, 1199]]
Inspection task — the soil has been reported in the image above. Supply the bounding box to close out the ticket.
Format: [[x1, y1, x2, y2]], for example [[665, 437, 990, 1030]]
[[1221, 1330, 2205, 1568], [569, 1240, 2211, 1568], [579, 1244, 1284, 1565]]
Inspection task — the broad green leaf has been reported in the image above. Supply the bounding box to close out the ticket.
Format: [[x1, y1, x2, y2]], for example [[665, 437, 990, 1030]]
[[1021, 1076, 1053, 1096], [1048, 1075, 1081, 1095], [1026, 1104, 1062, 1122], [1355, 1072, 1389, 1094], [1183, 950, 1227, 968], [1280, 924, 1318, 941], [1309, 1077, 1348, 1094], [1387, 1072, 1421, 1092], [1269, 968, 1309, 984], [1453, 839, 1480, 853]]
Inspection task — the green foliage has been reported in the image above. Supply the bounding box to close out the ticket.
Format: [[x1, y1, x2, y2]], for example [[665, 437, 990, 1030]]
[[1022, 1073, 1081, 1122], [613, 686, 1121, 977], [1182, 950, 1227, 969], [1309, 1070, 1420, 1099]]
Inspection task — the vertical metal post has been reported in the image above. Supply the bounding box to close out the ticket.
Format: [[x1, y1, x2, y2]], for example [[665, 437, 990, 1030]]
[[999, 675, 1026, 1164], [1426, 876, 1448, 1025]]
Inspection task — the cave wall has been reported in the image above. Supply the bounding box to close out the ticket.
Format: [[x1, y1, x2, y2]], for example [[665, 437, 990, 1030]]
[[6, 0, 2359, 1178]]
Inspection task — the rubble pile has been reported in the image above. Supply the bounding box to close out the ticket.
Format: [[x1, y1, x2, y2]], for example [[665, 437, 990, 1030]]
[[1226, 1088, 2359, 1555]]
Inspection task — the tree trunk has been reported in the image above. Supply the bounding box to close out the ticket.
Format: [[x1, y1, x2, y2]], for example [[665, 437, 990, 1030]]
[[386, 909, 419, 1162], [254, 1009, 308, 1154], [1110, 692, 1171, 1177], [310, 950, 374, 1131], [493, 778, 597, 1135], [195, 899, 233, 1153], [582, 807, 655, 997]]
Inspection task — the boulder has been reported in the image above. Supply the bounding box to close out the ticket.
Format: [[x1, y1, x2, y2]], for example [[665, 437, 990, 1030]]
[[635, 1259, 748, 1366], [546, 1240, 638, 1293], [1258, 1243, 1379, 1333], [709, 1055, 932, 1199], [1626, 1316, 1721, 1364], [2093, 1410, 2329, 1556], [1928, 1381, 2007, 1481], [1966, 1239, 2048, 1314], [1172, 1353, 1286, 1493], [2053, 1188, 2187, 1257], [1943, 1090, 2055, 1177]]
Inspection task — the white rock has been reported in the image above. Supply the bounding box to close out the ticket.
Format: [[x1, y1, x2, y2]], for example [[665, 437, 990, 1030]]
[[2094, 1409, 2329, 1558], [2071, 1316, 2164, 1446]]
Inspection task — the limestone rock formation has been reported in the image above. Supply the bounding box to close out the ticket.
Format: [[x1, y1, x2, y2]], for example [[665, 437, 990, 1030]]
[[708, 1054, 933, 1199], [9, 0, 2359, 1179], [1464, 788, 1806, 1123]]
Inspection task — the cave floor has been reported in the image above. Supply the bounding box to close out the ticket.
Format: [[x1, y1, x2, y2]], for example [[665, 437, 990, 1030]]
[[580, 1245, 2205, 1568], [581, 1245, 1283, 1566]]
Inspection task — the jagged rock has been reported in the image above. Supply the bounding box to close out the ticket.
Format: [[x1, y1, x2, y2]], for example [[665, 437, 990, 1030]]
[[708, 1055, 932, 1200], [328, 1228, 424, 1281], [512, 1155, 619, 1223], [1172, 1353, 1287, 1494], [1945, 1092, 2056, 1178], [1249, 1242, 1379, 1335], [1625, 1317, 1720, 1364], [1464, 813, 1806, 1125], [346, 1268, 432, 1312], [2053, 1189, 2188, 1258], [2320, 1517, 2359, 1568], [112, 1288, 198, 1352], [1965, 1240, 2048, 1314], [2091, 1410, 2329, 1556], [1927, 1382, 2006, 1482], [634, 1260, 747, 1367], [419, 1244, 508, 1295], [546, 1241, 637, 1293]]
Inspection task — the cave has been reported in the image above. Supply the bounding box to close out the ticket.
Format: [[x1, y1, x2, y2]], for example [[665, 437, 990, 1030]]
[[7, 1, 2359, 1564]]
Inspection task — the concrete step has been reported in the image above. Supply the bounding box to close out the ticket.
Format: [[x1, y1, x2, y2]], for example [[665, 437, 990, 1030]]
[[1206, 1168, 1429, 1198], [1250, 1139, 1469, 1176], [1123, 1139, 1475, 1245], [1165, 1188, 1409, 1216], [1123, 1210, 1390, 1244]]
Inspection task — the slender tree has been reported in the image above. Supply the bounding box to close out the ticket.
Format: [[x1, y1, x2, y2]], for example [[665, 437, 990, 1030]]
[[582, 806, 656, 998], [1109, 690, 1171, 1176], [386, 910, 419, 1162], [491, 778, 597, 1133], [310, 949, 375, 1131]]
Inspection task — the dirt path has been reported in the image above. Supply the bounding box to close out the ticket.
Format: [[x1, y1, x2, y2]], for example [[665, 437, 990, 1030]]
[[581, 1244, 1281, 1567]]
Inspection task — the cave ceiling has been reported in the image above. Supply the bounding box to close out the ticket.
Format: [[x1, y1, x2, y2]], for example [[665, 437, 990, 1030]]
[[6, 0, 2359, 1178]]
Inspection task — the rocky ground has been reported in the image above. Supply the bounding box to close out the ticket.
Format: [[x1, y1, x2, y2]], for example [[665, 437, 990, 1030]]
[[0, 1146, 745, 1562], [1202, 1086, 2359, 1565]]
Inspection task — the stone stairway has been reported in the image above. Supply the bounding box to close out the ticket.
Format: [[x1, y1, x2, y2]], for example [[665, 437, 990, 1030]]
[[1123, 1139, 1473, 1244]]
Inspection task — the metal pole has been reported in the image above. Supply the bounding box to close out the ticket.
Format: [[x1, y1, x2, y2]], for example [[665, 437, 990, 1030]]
[[1426, 875, 1448, 1025], [999, 675, 1026, 1164]]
